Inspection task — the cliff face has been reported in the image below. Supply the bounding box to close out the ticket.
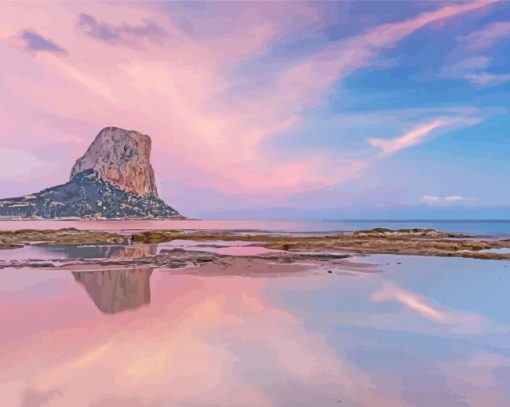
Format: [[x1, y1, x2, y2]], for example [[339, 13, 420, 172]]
[[0, 127, 181, 219], [70, 127, 159, 197]]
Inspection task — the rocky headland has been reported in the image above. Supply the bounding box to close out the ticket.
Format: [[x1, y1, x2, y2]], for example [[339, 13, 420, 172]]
[[0, 127, 181, 219]]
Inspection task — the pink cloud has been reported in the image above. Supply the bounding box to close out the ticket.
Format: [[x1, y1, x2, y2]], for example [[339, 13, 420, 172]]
[[368, 116, 483, 156], [0, 0, 494, 205], [369, 119, 450, 155]]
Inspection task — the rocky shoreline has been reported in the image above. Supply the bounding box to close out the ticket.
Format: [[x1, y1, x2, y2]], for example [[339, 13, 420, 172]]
[[1, 228, 510, 274], [0, 247, 358, 272]]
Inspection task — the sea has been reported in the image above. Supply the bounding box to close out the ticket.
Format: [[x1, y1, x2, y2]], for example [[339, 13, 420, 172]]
[[0, 218, 510, 235], [1, 219, 510, 406]]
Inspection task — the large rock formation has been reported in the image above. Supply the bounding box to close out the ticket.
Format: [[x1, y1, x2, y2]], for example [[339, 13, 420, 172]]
[[71, 127, 159, 197], [0, 127, 181, 219]]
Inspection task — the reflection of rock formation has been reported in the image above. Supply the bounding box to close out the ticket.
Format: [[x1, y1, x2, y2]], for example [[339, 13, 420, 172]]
[[46, 244, 156, 259], [72, 268, 153, 314]]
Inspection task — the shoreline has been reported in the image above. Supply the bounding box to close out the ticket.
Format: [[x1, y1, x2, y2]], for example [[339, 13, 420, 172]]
[[1, 228, 510, 268]]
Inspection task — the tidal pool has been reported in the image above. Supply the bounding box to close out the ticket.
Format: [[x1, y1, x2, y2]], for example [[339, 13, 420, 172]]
[[1, 248, 509, 406], [481, 247, 510, 255]]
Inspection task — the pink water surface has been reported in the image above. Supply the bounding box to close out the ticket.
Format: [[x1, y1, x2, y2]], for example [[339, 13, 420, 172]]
[[1, 255, 510, 406], [0, 219, 324, 233]]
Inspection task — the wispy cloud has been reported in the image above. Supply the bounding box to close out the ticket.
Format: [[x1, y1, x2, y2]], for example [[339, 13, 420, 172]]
[[459, 21, 510, 49], [368, 119, 451, 155], [449, 21, 510, 88], [47, 58, 117, 102], [464, 72, 510, 88], [16, 30, 67, 56], [440, 56, 510, 89], [270, 0, 496, 118], [420, 195, 475, 206], [441, 56, 492, 77], [78, 13, 164, 47], [368, 114, 485, 156]]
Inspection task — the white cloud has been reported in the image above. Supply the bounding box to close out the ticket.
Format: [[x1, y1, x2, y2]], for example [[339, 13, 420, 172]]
[[420, 195, 474, 206]]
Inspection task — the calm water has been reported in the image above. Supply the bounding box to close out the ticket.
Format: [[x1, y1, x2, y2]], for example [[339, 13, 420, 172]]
[[1, 244, 510, 406], [1, 219, 510, 235]]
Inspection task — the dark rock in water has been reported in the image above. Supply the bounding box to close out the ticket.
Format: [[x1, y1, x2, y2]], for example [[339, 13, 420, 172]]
[[353, 227, 450, 238], [0, 127, 181, 219]]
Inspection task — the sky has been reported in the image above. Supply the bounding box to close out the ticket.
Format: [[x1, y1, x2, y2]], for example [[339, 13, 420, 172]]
[[0, 0, 509, 219]]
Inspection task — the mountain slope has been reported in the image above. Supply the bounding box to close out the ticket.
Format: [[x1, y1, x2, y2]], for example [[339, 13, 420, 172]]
[[0, 170, 180, 219], [0, 127, 182, 219]]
